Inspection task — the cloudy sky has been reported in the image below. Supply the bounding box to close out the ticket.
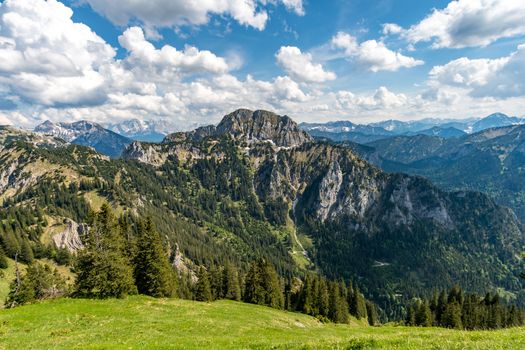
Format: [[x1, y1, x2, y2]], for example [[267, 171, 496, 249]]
[[1, 0, 525, 129]]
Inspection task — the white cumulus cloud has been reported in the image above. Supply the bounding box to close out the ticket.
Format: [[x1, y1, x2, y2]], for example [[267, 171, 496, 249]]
[[279, 0, 305, 16], [119, 27, 230, 80], [403, 0, 525, 48], [382, 23, 403, 35], [331, 32, 424, 72], [276, 46, 336, 83], [5, 0, 525, 130], [429, 44, 525, 98], [82, 0, 305, 32], [0, 0, 115, 106], [336, 87, 408, 110]]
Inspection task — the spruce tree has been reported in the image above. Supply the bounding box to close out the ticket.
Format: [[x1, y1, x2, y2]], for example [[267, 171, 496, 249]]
[[406, 303, 417, 326], [507, 305, 523, 327], [410, 286, 524, 330], [317, 278, 330, 318], [261, 260, 284, 309], [134, 218, 176, 297], [461, 294, 481, 330], [18, 238, 34, 264], [209, 265, 224, 300], [223, 263, 241, 301], [366, 300, 379, 326], [6, 263, 67, 308], [435, 291, 447, 326], [195, 266, 212, 302], [243, 261, 265, 305], [447, 285, 463, 304], [349, 286, 367, 319], [177, 271, 194, 300], [299, 275, 314, 315], [284, 279, 292, 311], [310, 277, 321, 316], [243, 260, 283, 309], [429, 291, 439, 325], [487, 294, 502, 329], [328, 282, 349, 323], [74, 205, 136, 298], [416, 301, 432, 327], [442, 302, 463, 329], [2, 229, 20, 259]]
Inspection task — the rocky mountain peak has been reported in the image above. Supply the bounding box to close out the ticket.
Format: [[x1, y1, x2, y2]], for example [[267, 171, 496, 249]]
[[164, 109, 313, 147], [106, 118, 170, 142], [217, 109, 312, 147], [35, 120, 104, 142], [34, 120, 131, 158], [471, 113, 524, 133]]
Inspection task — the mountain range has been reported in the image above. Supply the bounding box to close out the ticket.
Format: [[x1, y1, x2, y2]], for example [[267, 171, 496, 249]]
[[2, 109, 524, 319], [30, 112, 522, 159], [34, 120, 132, 158], [301, 113, 525, 143], [336, 124, 525, 222], [106, 119, 172, 142]]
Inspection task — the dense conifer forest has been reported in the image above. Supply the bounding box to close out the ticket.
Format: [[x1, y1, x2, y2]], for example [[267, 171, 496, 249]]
[[3, 204, 524, 329], [3, 205, 380, 325]]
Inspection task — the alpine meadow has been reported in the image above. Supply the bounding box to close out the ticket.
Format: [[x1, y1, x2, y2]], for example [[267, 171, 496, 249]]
[[1, 0, 525, 349]]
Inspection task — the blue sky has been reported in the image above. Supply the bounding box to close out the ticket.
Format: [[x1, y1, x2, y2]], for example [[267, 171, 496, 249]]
[[1, 0, 525, 129]]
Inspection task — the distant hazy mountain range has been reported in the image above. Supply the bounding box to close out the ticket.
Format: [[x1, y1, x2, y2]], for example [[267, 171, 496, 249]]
[[106, 119, 172, 143], [34, 120, 132, 158], [300, 113, 524, 143], [31, 112, 524, 162]]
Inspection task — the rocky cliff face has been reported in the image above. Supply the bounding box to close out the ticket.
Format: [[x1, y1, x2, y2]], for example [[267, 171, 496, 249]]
[[0, 125, 66, 149], [122, 141, 165, 165], [355, 123, 525, 221], [35, 120, 101, 142], [164, 109, 313, 147], [52, 218, 87, 253], [252, 143, 463, 232]]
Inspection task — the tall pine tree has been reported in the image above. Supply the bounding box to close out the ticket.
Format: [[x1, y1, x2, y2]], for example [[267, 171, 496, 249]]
[[74, 205, 136, 298], [349, 286, 367, 320], [328, 282, 349, 323], [195, 266, 212, 302], [134, 218, 176, 297], [243, 260, 283, 309], [223, 263, 241, 301], [415, 301, 432, 327]]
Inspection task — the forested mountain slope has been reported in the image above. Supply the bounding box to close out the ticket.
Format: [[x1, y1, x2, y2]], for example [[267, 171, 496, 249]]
[[352, 125, 525, 221], [1, 110, 524, 318]]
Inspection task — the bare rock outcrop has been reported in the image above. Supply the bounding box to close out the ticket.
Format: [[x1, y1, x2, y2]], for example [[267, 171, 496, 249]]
[[163, 109, 313, 148], [52, 218, 87, 253]]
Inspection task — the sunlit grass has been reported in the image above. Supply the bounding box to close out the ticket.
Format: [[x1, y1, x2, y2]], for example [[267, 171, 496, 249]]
[[0, 296, 523, 349]]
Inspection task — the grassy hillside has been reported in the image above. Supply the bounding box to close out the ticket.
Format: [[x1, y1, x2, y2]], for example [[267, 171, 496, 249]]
[[0, 296, 524, 349], [0, 261, 17, 306]]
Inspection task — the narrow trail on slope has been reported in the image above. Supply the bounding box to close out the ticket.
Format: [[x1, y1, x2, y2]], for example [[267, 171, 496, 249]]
[[292, 198, 310, 261]]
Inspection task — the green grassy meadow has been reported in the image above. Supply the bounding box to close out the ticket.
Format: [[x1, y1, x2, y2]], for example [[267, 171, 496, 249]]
[[0, 296, 523, 350]]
